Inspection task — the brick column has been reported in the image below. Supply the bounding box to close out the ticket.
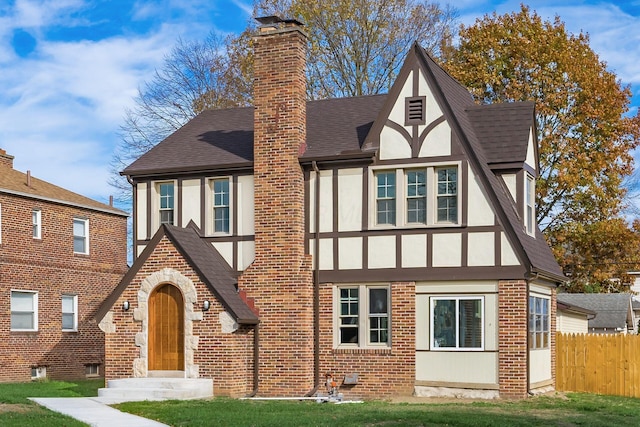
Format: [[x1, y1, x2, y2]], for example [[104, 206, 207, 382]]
[[238, 18, 314, 396], [498, 279, 528, 399]]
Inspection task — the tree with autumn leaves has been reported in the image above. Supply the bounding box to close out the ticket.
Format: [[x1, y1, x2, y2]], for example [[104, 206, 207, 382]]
[[441, 5, 640, 292], [112, 3, 640, 292]]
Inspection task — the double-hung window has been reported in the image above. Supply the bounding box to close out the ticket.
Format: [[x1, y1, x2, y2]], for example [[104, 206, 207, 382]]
[[529, 296, 549, 349], [212, 178, 230, 233], [73, 218, 89, 254], [436, 167, 458, 223], [32, 209, 41, 239], [374, 164, 459, 228], [11, 290, 38, 331], [337, 285, 390, 348], [376, 172, 396, 225], [431, 296, 483, 350], [62, 295, 78, 331], [158, 182, 175, 225], [525, 174, 535, 235]]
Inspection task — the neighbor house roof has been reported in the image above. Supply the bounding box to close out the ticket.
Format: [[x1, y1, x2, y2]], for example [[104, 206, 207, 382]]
[[0, 163, 127, 217], [557, 293, 634, 331], [96, 223, 259, 324]]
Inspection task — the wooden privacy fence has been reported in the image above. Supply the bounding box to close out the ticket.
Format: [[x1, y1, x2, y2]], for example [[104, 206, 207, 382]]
[[556, 332, 640, 398]]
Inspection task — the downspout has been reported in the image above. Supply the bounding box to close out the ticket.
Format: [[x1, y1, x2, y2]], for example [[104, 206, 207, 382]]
[[246, 323, 260, 397], [305, 161, 321, 397], [526, 272, 538, 396]]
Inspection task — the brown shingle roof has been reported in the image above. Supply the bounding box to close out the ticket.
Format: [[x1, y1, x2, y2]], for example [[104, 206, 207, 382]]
[[96, 223, 258, 324], [0, 164, 126, 216], [122, 95, 387, 177]]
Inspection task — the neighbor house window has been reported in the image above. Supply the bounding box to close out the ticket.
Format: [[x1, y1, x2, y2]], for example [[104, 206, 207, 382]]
[[436, 167, 458, 223], [376, 172, 396, 225], [62, 295, 78, 331], [373, 164, 460, 228], [212, 178, 230, 233], [73, 218, 89, 254], [32, 209, 41, 239], [525, 174, 535, 235], [337, 285, 389, 348], [158, 182, 175, 225], [431, 296, 483, 350], [529, 296, 549, 349], [11, 290, 38, 331]]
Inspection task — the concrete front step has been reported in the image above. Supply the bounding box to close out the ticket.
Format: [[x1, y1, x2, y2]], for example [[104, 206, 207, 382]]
[[98, 378, 213, 402]]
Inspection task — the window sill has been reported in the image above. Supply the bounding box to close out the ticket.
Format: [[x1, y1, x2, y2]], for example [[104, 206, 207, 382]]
[[11, 330, 39, 334], [332, 347, 392, 355], [73, 252, 90, 257]]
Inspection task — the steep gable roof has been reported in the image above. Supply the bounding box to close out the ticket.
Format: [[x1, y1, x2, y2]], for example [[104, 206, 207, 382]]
[[410, 45, 564, 283], [96, 223, 258, 324], [0, 164, 126, 216], [123, 95, 387, 177], [557, 293, 634, 331]]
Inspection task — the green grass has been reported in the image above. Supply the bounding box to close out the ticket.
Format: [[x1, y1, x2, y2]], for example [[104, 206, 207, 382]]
[[0, 379, 103, 427], [0, 379, 639, 427], [115, 392, 640, 427]]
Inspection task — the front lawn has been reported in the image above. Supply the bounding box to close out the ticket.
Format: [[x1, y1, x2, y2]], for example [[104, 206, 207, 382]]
[[0, 379, 103, 427], [116, 392, 640, 426]]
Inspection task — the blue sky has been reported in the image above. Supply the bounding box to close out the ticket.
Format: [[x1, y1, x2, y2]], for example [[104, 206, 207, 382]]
[[1, 0, 639, 207]]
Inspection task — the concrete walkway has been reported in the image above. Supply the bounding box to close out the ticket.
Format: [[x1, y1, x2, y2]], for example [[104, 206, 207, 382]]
[[30, 397, 168, 427]]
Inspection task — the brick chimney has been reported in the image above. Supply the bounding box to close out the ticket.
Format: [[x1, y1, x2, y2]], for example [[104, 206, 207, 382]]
[[238, 16, 314, 396], [0, 149, 14, 169]]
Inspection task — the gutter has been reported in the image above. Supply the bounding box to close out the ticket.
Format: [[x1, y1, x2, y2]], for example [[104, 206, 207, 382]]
[[305, 160, 321, 397]]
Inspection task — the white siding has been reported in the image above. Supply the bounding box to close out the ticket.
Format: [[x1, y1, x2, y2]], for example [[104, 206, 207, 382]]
[[557, 311, 589, 334], [529, 349, 552, 384], [402, 234, 427, 268], [237, 175, 254, 236], [181, 179, 201, 228], [525, 128, 536, 171], [368, 235, 396, 269], [337, 169, 362, 232], [380, 126, 412, 159], [467, 232, 495, 266], [238, 241, 255, 270], [319, 170, 333, 233], [338, 237, 362, 269], [432, 233, 461, 267], [502, 173, 517, 201], [416, 351, 498, 385], [421, 71, 443, 124], [419, 121, 451, 157], [467, 167, 495, 226], [500, 233, 520, 266], [136, 182, 148, 240], [212, 241, 233, 268]]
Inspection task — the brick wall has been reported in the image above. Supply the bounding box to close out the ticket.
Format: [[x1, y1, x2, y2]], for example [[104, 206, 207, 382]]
[[318, 282, 415, 399], [103, 236, 254, 397], [0, 192, 127, 382], [237, 19, 315, 396], [498, 279, 528, 399]]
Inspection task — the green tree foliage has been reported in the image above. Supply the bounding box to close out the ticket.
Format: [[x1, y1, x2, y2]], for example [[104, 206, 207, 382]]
[[441, 5, 640, 291]]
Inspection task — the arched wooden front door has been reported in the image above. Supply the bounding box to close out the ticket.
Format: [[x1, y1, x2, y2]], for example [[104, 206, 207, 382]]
[[149, 284, 184, 371]]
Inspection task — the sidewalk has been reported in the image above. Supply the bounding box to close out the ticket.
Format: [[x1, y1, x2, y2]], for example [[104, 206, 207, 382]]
[[30, 397, 168, 427]]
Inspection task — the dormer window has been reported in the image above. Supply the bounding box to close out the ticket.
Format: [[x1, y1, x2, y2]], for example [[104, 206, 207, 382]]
[[525, 174, 535, 236], [405, 96, 426, 125]]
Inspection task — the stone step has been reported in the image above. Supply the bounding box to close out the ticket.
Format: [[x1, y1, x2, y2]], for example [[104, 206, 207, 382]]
[[98, 378, 213, 402]]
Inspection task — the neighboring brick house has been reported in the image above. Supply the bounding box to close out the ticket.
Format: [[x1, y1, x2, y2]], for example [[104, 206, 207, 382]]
[[0, 149, 128, 382], [97, 17, 565, 399]]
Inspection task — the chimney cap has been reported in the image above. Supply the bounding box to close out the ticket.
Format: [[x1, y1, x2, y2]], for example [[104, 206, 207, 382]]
[[255, 15, 303, 27]]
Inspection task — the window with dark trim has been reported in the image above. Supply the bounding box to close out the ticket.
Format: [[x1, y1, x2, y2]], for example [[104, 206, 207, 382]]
[[158, 182, 175, 225], [212, 178, 230, 233]]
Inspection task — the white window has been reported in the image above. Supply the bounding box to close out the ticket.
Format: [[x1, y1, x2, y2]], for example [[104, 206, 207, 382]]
[[62, 295, 78, 331], [11, 290, 38, 331], [525, 174, 535, 235], [158, 182, 175, 225], [431, 296, 484, 350], [529, 296, 549, 349], [31, 366, 46, 380], [73, 218, 89, 254], [212, 178, 230, 233], [32, 209, 41, 239], [336, 285, 390, 348], [373, 164, 460, 228]]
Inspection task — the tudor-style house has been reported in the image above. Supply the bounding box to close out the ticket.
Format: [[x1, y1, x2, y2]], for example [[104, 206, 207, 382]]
[[0, 149, 128, 382], [98, 17, 565, 400]]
